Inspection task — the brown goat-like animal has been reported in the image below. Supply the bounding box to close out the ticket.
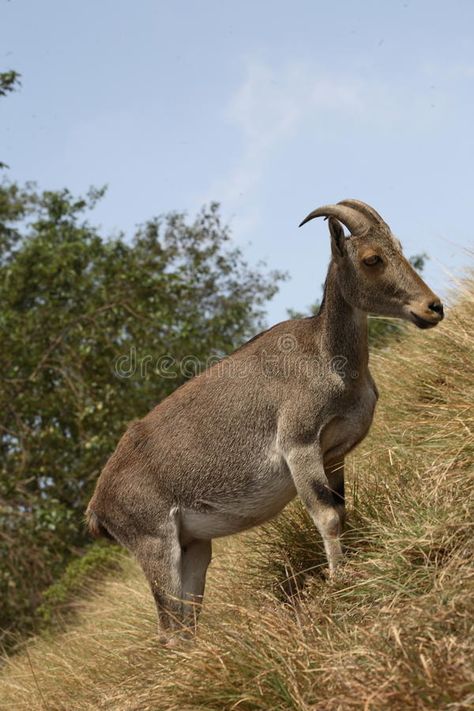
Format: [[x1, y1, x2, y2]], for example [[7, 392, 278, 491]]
[[86, 199, 444, 641]]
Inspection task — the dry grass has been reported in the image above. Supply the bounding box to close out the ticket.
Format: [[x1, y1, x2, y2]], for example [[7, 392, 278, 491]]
[[1, 274, 473, 710]]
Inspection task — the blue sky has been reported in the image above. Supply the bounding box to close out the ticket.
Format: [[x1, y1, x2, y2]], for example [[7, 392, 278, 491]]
[[2, 0, 473, 323]]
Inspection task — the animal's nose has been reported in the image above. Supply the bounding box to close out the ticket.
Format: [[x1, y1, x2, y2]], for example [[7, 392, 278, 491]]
[[428, 300, 444, 319]]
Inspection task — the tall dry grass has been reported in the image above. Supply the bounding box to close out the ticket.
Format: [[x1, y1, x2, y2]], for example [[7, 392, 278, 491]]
[[1, 274, 473, 711]]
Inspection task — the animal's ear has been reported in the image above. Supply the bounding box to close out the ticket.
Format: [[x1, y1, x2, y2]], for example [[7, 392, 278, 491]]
[[328, 217, 346, 259]]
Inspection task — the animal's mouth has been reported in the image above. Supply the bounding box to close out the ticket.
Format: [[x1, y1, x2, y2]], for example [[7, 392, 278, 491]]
[[410, 311, 439, 329]]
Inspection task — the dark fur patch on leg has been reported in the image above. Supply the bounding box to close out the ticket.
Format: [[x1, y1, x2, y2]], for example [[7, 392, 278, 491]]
[[332, 478, 345, 505], [311, 480, 335, 506]]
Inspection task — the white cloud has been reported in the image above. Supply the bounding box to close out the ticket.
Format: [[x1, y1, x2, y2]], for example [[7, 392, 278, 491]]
[[204, 59, 368, 234], [202, 57, 452, 240]]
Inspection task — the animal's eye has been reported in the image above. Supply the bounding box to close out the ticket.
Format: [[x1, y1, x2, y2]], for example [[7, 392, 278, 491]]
[[363, 255, 382, 267]]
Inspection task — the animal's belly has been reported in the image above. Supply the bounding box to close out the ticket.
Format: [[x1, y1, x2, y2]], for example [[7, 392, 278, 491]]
[[180, 465, 296, 542]]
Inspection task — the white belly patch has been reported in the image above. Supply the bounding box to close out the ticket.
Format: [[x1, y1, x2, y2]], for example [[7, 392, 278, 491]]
[[180, 466, 296, 541]]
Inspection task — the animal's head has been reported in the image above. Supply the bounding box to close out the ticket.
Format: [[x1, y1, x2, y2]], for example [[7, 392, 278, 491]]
[[299, 199, 444, 329]]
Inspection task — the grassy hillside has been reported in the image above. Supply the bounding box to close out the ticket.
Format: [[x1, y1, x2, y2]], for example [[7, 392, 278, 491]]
[[1, 274, 473, 711]]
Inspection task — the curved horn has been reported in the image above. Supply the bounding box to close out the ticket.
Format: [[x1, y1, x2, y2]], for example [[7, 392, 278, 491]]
[[298, 203, 370, 235], [337, 199, 389, 230]]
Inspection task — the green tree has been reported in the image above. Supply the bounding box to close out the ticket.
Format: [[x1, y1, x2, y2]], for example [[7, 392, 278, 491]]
[[0, 184, 283, 642], [0, 70, 20, 98], [0, 70, 21, 169]]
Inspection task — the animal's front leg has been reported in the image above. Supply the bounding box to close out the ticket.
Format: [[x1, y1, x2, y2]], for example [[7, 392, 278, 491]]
[[325, 459, 345, 527], [286, 444, 343, 575]]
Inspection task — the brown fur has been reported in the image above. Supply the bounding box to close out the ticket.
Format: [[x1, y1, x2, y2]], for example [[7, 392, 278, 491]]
[[85, 510, 115, 541], [86, 200, 443, 640]]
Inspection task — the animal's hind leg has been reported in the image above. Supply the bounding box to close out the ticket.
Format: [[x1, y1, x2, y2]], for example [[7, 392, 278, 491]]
[[133, 509, 183, 640], [181, 539, 212, 630]]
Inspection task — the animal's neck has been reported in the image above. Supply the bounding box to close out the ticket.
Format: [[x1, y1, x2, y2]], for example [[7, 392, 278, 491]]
[[316, 260, 369, 377]]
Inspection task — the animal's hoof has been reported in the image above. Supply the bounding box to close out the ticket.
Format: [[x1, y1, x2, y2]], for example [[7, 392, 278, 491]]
[[325, 563, 361, 587], [323, 563, 344, 581], [159, 629, 194, 649], [159, 635, 181, 649]]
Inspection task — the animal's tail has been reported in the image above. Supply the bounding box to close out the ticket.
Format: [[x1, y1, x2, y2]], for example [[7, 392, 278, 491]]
[[85, 507, 115, 541]]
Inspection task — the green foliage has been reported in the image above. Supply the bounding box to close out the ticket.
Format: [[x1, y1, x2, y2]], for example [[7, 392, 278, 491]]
[[0, 182, 283, 643], [288, 253, 428, 349], [0, 70, 21, 169], [37, 542, 124, 629], [0, 70, 20, 98]]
